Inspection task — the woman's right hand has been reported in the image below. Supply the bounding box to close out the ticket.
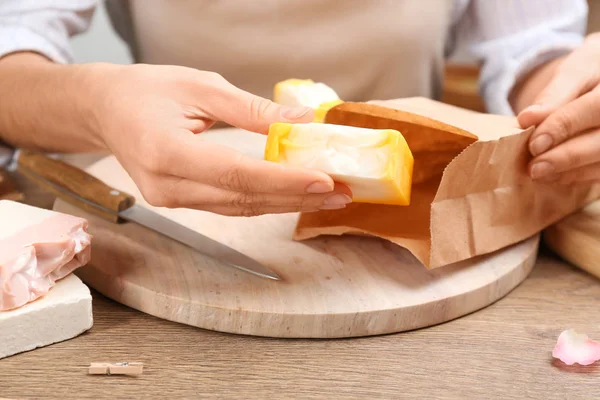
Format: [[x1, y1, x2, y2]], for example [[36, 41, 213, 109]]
[[89, 63, 352, 216]]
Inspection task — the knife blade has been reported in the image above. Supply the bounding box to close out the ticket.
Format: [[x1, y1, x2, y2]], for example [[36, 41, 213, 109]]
[[16, 150, 280, 281]]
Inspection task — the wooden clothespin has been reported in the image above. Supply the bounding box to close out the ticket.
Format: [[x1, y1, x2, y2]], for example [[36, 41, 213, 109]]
[[88, 362, 144, 376]]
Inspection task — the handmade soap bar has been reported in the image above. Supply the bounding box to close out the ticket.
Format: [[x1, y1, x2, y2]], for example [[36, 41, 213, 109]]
[[265, 122, 414, 205], [0, 273, 93, 359], [0, 200, 92, 311], [273, 79, 343, 122]]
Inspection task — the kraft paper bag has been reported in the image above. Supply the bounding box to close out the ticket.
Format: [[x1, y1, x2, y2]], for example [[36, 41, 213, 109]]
[[293, 97, 600, 269]]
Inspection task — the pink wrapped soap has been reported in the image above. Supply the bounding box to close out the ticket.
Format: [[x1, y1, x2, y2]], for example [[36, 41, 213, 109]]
[[0, 200, 92, 311]]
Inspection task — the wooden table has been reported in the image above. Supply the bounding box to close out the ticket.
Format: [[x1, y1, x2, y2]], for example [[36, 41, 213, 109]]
[[2, 157, 600, 400]]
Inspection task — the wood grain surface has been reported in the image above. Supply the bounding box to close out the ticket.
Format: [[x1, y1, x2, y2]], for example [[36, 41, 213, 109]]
[[2, 155, 600, 398], [1, 252, 600, 400], [51, 129, 538, 338], [544, 201, 600, 280]]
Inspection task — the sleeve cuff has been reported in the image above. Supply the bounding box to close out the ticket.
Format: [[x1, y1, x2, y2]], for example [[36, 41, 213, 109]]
[[0, 25, 72, 64], [0, 144, 15, 169], [482, 38, 583, 116]]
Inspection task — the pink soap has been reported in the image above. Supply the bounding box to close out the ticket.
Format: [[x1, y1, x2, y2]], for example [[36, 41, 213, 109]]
[[0, 200, 92, 311], [553, 329, 600, 366]]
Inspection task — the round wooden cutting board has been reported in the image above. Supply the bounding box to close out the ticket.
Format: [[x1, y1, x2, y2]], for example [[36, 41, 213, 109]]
[[543, 200, 600, 280], [54, 129, 540, 338]]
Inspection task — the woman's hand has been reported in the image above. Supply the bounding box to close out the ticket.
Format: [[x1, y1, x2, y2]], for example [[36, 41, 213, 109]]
[[516, 34, 600, 185], [91, 64, 352, 216]]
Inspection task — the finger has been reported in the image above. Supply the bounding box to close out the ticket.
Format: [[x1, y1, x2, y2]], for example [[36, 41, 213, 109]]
[[160, 135, 337, 195], [199, 74, 314, 134], [191, 196, 351, 217], [188, 118, 216, 134], [517, 57, 599, 129], [534, 161, 600, 186], [529, 128, 600, 181], [194, 204, 343, 217], [528, 88, 600, 156], [140, 176, 352, 212]]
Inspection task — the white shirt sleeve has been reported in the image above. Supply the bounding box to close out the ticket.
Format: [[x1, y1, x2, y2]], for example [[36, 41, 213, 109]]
[[0, 0, 97, 64], [448, 0, 588, 116], [0, 0, 97, 167]]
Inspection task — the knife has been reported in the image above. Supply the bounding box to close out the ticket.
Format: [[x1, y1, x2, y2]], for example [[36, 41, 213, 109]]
[[16, 150, 280, 281]]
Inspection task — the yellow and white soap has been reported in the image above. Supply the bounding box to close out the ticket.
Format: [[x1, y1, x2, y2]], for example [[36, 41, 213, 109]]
[[265, 122, 414, 205], [273, 79, 343, 122]]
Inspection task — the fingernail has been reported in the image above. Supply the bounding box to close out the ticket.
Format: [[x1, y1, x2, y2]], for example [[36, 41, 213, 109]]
[[319, 204, 347, 210], [530, 134, 553, 156], [522, 104, 543, 114], [281, 106, 312, 120], [322, 194, 352, 207], [530, 161, 555, 179], [306, 181, 334, 194], [537, 174, 560, 183]]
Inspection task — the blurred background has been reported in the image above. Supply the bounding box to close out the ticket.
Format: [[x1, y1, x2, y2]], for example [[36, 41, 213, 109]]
[[69, 0, 600, 112], [70, 2, 131, 64], [439, 0, 600, 112]]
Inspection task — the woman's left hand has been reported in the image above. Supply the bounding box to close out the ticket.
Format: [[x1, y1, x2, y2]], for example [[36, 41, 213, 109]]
[[517, 33, 600, 185]]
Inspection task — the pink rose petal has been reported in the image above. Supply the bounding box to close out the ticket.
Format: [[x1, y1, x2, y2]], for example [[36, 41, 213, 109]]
[[552, 329, 600, 366]]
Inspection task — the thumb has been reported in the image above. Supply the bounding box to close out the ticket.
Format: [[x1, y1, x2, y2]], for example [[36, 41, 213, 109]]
[[204, 76, 314, 134], [239, 95, 315, 134], [517, 58, 594, 129]]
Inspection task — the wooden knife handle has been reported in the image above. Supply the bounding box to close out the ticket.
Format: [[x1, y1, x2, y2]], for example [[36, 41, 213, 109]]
[[18, 150, 135, 223], [0, 170, 23, 201]]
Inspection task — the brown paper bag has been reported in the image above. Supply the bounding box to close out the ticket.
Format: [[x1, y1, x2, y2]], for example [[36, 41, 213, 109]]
[[294, 97, 600, 269]]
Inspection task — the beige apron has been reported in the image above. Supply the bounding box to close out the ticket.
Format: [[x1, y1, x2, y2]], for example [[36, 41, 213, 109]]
[[121, 0, 454, 103]]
